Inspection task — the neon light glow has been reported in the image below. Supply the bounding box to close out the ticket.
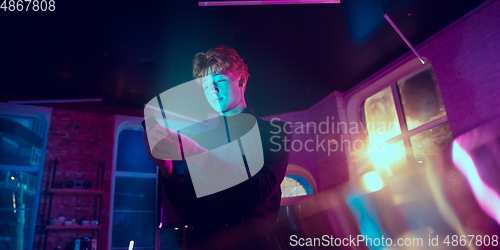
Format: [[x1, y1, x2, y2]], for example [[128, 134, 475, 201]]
[[346, 193, 384, 248], [452, 141, 500, 224], [199, 0, 340, 7], [158, 222, 163, 228], [12, 193, 16, 214], [128, 240, 134, 250]]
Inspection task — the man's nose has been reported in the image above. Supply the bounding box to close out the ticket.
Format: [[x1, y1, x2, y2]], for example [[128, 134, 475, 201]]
[[210, 85, 219, 94]]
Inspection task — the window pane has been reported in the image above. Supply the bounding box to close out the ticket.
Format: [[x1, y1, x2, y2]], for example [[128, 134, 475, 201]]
[[277, 206, 288, 221], [114, 177, 156, 211], [0, 117, 44, 167], [159, 227, 183, 250], [0, 112, 47, 250], [278, 205, 302, 221], [281, 178, 298, 197], [112, 211, 155, 248], [281, 176, 307, 197], [281, 174, 313, 197], [0, 171, 38, 250], [295, 175, 313, 195], [398, 65, 446, 130], [302, 184, 313, 195], [364, 86, 401, 142], [369, 140, 407, 175], [117, 130, 157, 173], [410, 122, 453, 164]]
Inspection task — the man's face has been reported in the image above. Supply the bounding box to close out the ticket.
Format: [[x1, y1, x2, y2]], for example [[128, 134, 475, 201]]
[[202, 71, 244, 114]]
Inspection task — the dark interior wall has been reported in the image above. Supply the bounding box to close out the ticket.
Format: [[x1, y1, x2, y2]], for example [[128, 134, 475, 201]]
[[261, 110, 321, 189], [31, 1, 500, 248], [261, 91, 350, 192], [414, 0, 500, 137], [35, 109, 114, 250]]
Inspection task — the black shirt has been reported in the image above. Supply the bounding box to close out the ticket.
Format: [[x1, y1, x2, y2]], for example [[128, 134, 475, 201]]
[[159, 113, 290, 248]]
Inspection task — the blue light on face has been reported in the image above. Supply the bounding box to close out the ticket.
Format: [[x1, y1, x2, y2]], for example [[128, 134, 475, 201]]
[[202, 75, 226, 113]]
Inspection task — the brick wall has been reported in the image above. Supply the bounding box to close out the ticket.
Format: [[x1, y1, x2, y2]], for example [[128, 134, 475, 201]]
[[261, 91, 350, 192], [306, 91, 350, 191], [35, 109, 114, 250], [415, 0, 500, 137]]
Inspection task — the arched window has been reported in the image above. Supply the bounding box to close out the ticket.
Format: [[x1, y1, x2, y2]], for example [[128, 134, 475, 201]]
[[110, 116, 159, 250], [278, 165, 316, 220], [281, 175, 313, 197], [110, 115, 184, 249], [280, 164, 316, 199]]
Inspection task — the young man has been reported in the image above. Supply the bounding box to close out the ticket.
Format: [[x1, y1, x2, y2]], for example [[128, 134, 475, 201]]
[[143, 46, 289, 249]]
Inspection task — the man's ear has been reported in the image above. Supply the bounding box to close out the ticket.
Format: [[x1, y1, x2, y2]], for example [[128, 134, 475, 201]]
[[237, 73, 245, 88]]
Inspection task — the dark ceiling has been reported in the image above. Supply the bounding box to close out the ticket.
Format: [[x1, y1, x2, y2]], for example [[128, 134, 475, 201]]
[[1, 0, 486, 117]]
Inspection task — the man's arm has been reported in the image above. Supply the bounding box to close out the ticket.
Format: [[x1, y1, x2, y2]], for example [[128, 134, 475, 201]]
[[159, 120, 290, 221], [142, 130, 174, 178]]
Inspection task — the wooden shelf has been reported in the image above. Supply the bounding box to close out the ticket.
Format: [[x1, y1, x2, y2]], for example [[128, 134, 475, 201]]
[[48, 188, 103, 196], [46, 225, 101, 230], [43, 159, 105, 250]]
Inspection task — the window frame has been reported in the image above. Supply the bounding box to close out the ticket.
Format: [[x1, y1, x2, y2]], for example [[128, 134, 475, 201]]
[[280, 164, 317, 206], [345, 57, 449, 177], [0, 102, 52, 250], [109, 115, 159, 250]]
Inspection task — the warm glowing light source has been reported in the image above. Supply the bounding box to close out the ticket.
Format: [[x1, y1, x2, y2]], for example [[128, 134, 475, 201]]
[[361, 171, 384, 193], [128, 240, 134, 250], [369, 141, 406, 175], [174, 227, 178, 230], [10, 176, 15, 180]]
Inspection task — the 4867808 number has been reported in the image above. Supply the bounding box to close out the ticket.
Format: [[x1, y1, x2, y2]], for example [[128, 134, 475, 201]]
[[1, 0, 55, 11], [443, 235, 498, 247]]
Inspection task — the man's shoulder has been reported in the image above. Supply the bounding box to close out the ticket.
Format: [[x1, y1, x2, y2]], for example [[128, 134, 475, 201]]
[[257, 118, 288, 131], [256, 118, 290, 141]]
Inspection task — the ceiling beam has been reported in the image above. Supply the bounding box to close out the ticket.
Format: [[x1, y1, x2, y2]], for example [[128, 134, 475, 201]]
[[199, 0, 340, 7]]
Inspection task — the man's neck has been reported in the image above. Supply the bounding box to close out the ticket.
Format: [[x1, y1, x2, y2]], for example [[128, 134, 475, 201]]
[[221, 103, 246, 116]]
